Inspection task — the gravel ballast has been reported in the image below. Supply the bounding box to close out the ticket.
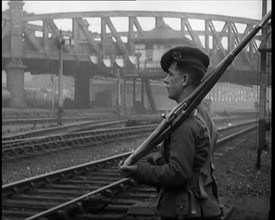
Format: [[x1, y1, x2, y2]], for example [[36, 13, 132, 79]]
[[2, 130, 271, 219], [2, 137, 146, 185]]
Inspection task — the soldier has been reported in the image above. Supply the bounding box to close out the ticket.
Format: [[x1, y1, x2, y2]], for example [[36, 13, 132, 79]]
[[119, 46, 222, 220]]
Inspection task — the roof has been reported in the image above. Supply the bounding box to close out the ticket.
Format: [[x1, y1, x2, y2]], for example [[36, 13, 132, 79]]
[[133, 24, 195, 45]]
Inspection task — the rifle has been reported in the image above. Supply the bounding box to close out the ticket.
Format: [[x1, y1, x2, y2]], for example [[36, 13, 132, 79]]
[[123, 10, 272, 166]]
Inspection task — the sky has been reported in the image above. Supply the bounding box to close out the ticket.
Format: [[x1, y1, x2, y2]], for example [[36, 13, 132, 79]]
[[2, 0, 271, 34], [2, 1, 271, 83], [2, 0, 271, 19]]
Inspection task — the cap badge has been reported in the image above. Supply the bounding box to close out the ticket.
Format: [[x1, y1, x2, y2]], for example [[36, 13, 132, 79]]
[[172, 51, 183, 61]]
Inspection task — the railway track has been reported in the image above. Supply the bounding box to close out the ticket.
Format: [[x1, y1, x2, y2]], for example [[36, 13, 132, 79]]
[[2, 121, 258, 220], [2, 119, 256, 162], [2, 119, 127, 142], [2, 114, 162, 141], [2, 112, 255, 134], [2, 116, 111, 126], [2, 124, 157, 162], [2, 113, 161, 126]]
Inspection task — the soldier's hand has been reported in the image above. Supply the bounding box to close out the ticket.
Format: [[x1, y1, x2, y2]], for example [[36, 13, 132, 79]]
[[118, 160, 137, 177]]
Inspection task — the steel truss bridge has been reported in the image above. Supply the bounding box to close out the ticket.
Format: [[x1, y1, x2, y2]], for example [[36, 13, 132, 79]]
[[2, 1, 265, 109]]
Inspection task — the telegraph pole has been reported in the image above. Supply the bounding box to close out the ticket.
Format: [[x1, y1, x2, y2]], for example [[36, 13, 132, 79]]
[[123, 70, 126, 116], [255, 0, 268, 169], [116, 68, 122, 117], [57, 29, 65, 125], [51, 74, 55, 111]]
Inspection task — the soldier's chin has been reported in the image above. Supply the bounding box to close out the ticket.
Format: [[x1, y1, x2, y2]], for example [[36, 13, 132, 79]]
[[168, 94, 176, 101]]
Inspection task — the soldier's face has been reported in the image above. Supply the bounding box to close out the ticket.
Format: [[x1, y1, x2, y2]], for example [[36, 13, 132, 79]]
[[163, 62, 186, 102]]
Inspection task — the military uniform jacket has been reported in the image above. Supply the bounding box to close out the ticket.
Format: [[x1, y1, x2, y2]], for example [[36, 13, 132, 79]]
[[133, 104, 221, 218]]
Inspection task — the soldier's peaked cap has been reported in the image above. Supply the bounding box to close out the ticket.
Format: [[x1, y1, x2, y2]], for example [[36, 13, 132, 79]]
[[160, 46, 209, 73]]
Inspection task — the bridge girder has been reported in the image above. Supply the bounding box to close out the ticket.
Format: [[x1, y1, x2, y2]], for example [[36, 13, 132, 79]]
[[2, 9, 262, 79]]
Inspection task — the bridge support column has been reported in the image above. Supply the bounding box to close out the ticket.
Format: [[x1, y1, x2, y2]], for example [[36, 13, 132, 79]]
[[6, 60, 26, 108], [6, 1, 26, 108], [74, 72, 90, 109]]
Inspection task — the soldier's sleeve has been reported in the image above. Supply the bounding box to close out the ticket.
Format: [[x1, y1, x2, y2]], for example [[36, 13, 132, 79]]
[[133, 118, 209, 188]]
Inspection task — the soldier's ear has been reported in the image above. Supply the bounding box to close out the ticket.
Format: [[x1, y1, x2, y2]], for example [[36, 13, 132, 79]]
[[182, 74, 190, 87]]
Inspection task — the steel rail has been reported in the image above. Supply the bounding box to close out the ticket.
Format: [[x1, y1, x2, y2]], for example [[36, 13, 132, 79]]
[[2, 123, 258, 220], [2, 124, 157, 161], [2, 114, 162, 141], [3, 118, 257, 147], [2, 117, 256, 146], [2, 113, 161, 126], [2, 120, 257, 162], [2, 112, 255, 142], [25, 178, 130, 220], [2, 119, 124, 142], [2, 116, 106, 126]]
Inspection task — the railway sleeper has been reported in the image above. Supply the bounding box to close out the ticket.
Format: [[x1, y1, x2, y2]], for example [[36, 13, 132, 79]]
[[3, 127, 154, 161], [71, 176, 120, 182], [2, 209, 38, 218], [83, 172, 122, 178], [115, 192, 157, 199], [35, 188, 88, 196], [3, 199, 60, 210], [60, 179, 119, 185], [49, 184, 99, 191], [74, 213, 125, 220], [18, 194, 76, 202]]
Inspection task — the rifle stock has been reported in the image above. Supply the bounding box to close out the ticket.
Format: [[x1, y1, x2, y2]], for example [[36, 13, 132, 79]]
[[124, 10, 271, 166]]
